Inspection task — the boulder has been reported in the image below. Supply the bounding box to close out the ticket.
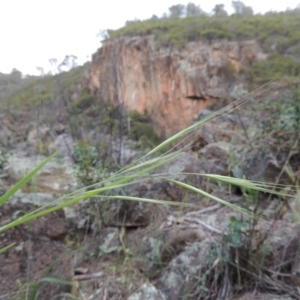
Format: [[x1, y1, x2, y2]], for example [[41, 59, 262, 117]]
[[6, 151, 77, 195], [27, 125, 53, 152], [48, 133, 74, 158], [128, 283, 166, 300], [155, 239, 212, 300], [128, 225, 206, 278]]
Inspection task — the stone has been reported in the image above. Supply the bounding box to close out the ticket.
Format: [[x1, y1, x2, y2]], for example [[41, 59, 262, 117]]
[[53, 123, 66, 135], [127, 283, 166, 300], [240, 154, 282, 182], [27, 125, 52, 148], [129, 225, 206, 278], [198, 141, 232, 175], [48, 133, 74, 158], [6, 151, 77, 195], [155, 240, 212, 300], [83, 227, 121, 259]]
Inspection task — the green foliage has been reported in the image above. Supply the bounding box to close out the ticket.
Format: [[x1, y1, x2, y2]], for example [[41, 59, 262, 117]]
[[61, 64, 88, 90], [98, 232, 122, 257], [185, 2, 204, 17], [129, 110, 161, 148], [281, 90, 300, 131], [246, 54, 300, 85], [223, 216, 248, 248], [229, 88, 300, 188], [254, 88, 300, 144], [1, 96, 298, 300], [213, 4, 228, 17], [129, 110, 147, 123], [168, 4, 185, 18], [108, 10, 300, 51], [119, 226, 132, 262], [1, 65, 86, 111], [34, 140, 50, 156], [0, 69, 39, 103], [73, 139, 117, 187], [232, 1, 253, 16], [73, 87, 97, 110], [107, 10, 300, 84], [4, 75, 55, 109]]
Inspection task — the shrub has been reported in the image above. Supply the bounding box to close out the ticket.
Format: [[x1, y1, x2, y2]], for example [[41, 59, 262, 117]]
[[73, 138, 117, 188], [73, 87, 97, 110], [129, 110, 161, 148], [246, 54, 300, 85], [106, 11, 300, 84]]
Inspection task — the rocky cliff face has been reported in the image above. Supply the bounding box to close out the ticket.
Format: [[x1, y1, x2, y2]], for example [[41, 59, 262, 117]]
[[83, 36, 265, 139]]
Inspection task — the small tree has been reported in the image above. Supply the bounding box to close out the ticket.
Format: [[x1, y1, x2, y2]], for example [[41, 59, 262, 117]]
[[168, 4, 185, 18], [150, 14, 159, 21], [36, 66, 45, 77], [186, 2, 204, 17], [58, 55, 78, 73], [125, 19, 141, 27], [97, 29, 110, 41], [49, 58, 58, 75], [232, 1, 253, 16], [161, 12, 168, 19], [10, 68, 22, 84], [213, 4, 228, 17]]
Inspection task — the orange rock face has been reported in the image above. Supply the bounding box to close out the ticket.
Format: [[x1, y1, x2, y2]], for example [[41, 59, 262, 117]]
[[83, 36, 264, 139]]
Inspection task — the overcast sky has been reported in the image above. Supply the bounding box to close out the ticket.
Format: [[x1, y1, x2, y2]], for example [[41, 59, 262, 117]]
[[1, 0, 299, 75]]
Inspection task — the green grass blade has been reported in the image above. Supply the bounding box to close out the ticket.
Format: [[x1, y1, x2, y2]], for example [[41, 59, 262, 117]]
[[39, 277, 73, 285], [0, 177, 150, 232], [169, 179, 258, 218], [103, 195, 199, 208], [0, 243, 15, 254], [202, 174, 294, 197], [51, 293, 79, 300]]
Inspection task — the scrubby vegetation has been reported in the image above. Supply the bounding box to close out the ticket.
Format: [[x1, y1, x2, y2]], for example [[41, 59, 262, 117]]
[[2, 89, 300, 298], [0, 69, 35, 99], [1, 3, 300, 298], [246, 54, 300, 84], [108, 9, 300, 52], [128, 110, 161, 148], [104, 3, 300, 85], [73, 138, 118, 187], [0, 65, 87, 110]]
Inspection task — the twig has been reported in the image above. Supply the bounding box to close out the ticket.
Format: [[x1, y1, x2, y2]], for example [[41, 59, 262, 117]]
[[184, 217, 222, 234], [87, 289, 102, 300], [184, 204, 221, 217], [74, 271, 104, 281]]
